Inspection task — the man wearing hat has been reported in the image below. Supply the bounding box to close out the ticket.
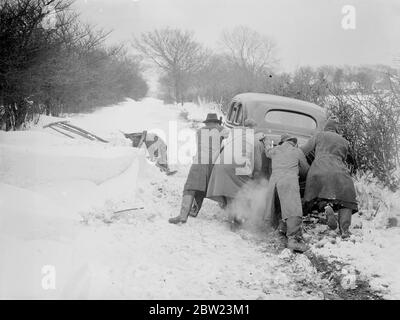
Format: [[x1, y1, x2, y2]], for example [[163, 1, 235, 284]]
[[206, 118, 265, 212], [263, 133, 310, 252], [169, 113, 228, 224]]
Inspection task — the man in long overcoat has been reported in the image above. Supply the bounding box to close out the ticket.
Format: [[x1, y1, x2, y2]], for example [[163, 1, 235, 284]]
[[264, 134, 310, 252], [206, 119, 265, 209], [301, 119, 358, 239], [169, 113, 228, 224]]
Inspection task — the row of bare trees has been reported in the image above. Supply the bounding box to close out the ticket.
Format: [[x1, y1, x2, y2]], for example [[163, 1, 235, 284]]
[[134, 28, 209, 105], [0, 0, 148, 130], [133, 26, 278, 105]]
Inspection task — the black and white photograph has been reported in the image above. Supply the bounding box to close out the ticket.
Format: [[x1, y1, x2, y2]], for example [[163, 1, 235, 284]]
[[0, 0, 400, 304]]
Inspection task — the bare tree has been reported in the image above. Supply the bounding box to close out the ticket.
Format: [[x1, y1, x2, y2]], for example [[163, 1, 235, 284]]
[[0, 0, 148, 129], [133, 28, 206, 104], [220, 26, 278, 77]]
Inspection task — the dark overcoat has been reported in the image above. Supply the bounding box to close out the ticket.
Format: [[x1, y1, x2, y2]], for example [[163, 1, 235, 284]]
[[183, 123, 226, 193], [206, 130, 264, 202], [301, 130, 358, 212]]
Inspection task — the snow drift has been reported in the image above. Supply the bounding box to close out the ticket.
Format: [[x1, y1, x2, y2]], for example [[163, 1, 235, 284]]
[[0, 130, 137, 188]]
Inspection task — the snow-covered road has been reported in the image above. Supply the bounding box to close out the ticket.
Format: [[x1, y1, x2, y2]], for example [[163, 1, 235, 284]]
[[65, 98, 326, 299], [1, 98, 399, 299]]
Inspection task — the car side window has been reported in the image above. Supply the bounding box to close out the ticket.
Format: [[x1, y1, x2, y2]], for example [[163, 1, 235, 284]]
[[265, 110, 317, 130], [235, 103, 243, 125], [227, 102, 237, 123]]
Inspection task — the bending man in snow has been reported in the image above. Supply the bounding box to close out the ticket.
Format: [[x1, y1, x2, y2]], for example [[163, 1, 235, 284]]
[[301, 118, 358, 239], [124, 131, 176, 176], [169, 113, 228, 224], [264, 134, 310, 253]]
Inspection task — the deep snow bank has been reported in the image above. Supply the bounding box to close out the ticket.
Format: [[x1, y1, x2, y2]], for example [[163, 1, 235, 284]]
[[0, 183, 77, 239], [0, 132, 150, 298], [0, 130, 137, 188]]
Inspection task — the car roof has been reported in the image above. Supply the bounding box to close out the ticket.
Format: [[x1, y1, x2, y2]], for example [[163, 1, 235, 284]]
[[232, 92, 326, 127], [233, 92, 325, 115]]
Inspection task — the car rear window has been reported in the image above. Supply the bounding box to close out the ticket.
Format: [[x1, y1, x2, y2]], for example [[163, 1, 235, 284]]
[[265, 110, 317, 129]]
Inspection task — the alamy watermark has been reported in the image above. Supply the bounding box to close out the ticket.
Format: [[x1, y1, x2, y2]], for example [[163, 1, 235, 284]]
[[341, 5, 356, 30], [138, 121, 258, 174]]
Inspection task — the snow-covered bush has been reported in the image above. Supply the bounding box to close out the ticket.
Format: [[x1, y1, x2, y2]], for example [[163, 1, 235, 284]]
[[327, 83, 400, 190], [355, 172, 400, 229]]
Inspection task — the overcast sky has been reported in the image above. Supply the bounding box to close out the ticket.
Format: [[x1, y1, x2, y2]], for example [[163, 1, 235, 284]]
[[73, 0, 400, 71]]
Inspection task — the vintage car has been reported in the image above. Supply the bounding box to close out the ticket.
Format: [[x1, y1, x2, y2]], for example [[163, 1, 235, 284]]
[[225, 93, 326, 146], [224, 93, 327, 193]]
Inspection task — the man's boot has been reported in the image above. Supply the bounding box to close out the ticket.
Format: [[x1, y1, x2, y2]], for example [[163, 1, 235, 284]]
[[286, 216, 309, 253], [325, 204, 338, 230], [156, 162, 171, 174], [276, 219, 288, 248], [189, 200, 200, 217], [189, 193, 204, 218], [169, 194, 194, 224], [338, 208, 352, 239], [278, 219, 287, 235], [162, 163, 177, 176]]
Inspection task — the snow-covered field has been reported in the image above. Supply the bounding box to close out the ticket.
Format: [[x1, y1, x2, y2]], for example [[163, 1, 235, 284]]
[[0, 98, 399, 299]]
